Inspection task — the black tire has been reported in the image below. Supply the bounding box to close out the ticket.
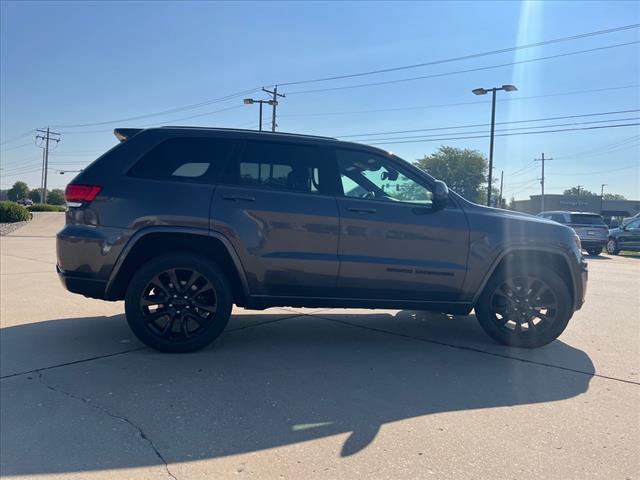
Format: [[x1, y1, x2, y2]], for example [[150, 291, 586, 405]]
[[475, 264, 572, 348], [125, 253, 233, 353], [606, 238, 619, 255], [586, 247, 601, 256]]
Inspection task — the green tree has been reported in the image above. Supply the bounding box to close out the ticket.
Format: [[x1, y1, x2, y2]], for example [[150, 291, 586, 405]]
[[415, 146, 487, 203], [7, 181, 29, 202], [47, 189, 65, 205], [563, 186, 596, 196], [603, 193, 626, 200], [29, 189, 42, 203]]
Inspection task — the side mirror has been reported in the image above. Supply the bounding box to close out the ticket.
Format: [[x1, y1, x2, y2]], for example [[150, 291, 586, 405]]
[[432, 180, 449, 210]]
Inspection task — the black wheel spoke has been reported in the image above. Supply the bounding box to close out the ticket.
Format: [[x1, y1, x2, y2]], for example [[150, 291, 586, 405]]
[[144, 310, 170, 324], [160, 315, 177, 337], [167, 269, 181, 293], [142, 295, 166, 306], [490, 275, 558, 336], [140, 266, 218, 343]]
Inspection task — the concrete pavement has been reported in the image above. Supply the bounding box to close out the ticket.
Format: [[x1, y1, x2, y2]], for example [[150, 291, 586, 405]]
[[1, 213, 638, 479]]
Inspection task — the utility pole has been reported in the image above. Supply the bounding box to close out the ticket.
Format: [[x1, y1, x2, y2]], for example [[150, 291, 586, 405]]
[[600, 183, 607, 214], [35, 128, 60, 204], [262, 86, 285, 132], [39, 147, 46, 203], [499, 170, 504, 208], [534, 153, 552, 213]]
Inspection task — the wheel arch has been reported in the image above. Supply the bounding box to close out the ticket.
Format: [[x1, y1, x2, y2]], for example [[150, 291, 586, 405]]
[[106, 227, 249, 305], [473, 247, 576, 309]]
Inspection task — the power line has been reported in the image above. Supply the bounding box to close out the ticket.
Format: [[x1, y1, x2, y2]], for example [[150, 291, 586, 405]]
[[51, 87, 260, 129], [349, 116, 640, 143], [287, 41, 640, 95], [552, 164, 638, 176], [277, 24, 640, 87], [0, 130, 35, 146], [282, 85, 639, 119], [553, 134, 640, 159], [339, 109, 640, 139], [370, 122, 640, 145], [0, 141, 33, 153]]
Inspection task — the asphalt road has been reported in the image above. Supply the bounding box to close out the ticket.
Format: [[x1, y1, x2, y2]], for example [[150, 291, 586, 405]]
[[1, 213, 638, 479]]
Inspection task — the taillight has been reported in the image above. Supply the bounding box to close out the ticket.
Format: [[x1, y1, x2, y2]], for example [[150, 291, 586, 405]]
[[65, 184, 101, 206]]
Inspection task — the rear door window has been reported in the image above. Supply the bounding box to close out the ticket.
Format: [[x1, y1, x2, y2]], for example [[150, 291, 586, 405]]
[[224, 140, 334, 194], [570, 214, 605, 225], [128, 137, 238, 183]]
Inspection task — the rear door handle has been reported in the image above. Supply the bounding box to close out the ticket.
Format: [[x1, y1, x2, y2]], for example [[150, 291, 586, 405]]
[[347, 206, 377, 214], [223, 195, 256, 202]]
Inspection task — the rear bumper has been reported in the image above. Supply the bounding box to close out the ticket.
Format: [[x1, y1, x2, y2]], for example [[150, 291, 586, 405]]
[[580, 239, 607, 249], [57, 265, 108, 300]]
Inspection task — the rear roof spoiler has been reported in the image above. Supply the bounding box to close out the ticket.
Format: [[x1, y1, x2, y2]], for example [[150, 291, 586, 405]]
[[114, 128, 143, 142]]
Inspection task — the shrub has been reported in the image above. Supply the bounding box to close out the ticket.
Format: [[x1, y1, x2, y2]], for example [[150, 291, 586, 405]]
[[28, 204, 66, 212], [0, 201, 31, 223]]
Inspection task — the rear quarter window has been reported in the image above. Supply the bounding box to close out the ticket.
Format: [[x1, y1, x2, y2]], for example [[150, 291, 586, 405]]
[[128, 137, 238, 183]]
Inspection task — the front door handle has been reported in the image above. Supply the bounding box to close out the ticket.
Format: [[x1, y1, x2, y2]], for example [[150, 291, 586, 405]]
[[347, 206, 377, 214], [223, 195, 256, 202]]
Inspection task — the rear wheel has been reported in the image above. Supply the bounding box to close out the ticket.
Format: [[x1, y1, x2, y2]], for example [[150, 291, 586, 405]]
[[606, 238, 620, 255], [586, 247, 602, 256], [125, 253, 233, 353], [475, 264, 572, 348]]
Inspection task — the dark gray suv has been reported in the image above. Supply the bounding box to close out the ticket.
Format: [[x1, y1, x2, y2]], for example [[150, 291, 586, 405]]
[[57, 127, 587, 352]]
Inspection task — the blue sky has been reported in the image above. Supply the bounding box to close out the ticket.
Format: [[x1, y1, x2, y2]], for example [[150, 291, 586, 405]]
[[1, 0, 639, 199]]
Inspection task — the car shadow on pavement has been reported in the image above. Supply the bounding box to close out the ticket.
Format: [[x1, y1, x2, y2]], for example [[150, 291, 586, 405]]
[[0, 310, 594, 476]]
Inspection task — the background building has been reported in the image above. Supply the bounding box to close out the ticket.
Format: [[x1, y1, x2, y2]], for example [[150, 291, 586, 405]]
[[512, 194, 640, 220]]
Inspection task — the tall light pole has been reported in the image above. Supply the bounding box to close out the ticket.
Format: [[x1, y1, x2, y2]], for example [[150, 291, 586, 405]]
[[243, 98, 276, 131], [600, 183, 607, 214], [472, 84, 517, 207]]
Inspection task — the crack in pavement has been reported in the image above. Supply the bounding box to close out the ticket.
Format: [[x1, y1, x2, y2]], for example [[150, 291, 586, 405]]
[[311, 314, 640, 387], [0, 313, 303, 381], [0, 347, 148, 380], [35, 371, 179, 480]]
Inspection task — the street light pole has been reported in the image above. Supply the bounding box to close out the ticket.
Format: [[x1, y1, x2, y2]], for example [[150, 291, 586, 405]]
[[472, 84, 517, 207], [487, 88, 497, 207], [243, 98, 276, 131]]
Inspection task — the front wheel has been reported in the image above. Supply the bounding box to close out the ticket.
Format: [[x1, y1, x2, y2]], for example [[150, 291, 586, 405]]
[[125, 253, 233, 353], [475, 265, 572, 348], [606, 238, 620, 255], [586, 247, 602, 256]]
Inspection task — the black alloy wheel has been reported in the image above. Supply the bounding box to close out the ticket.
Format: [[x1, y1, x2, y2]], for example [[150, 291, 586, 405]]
[[125, 254, 233, 353]]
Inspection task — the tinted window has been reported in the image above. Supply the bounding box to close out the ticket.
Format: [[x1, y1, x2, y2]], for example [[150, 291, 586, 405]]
[[570, 214, 605, 225], [550, 214, 566, 223], [225, 141, 331, 194], [129, 137, 237, 183], [626, 219, 640, 230], [336, 149, 432, 205]]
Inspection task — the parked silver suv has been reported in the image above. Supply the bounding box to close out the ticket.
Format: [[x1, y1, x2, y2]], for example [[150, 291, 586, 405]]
[[538, 211, 608, 256]]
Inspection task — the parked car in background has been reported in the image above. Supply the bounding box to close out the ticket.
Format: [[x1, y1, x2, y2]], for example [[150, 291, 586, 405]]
[[621, 212, 640, 226], [16, 198, 33, 206], [606, 218, 640, 255], [538, 211, 608, 256], [57, 127, 587, 352]]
